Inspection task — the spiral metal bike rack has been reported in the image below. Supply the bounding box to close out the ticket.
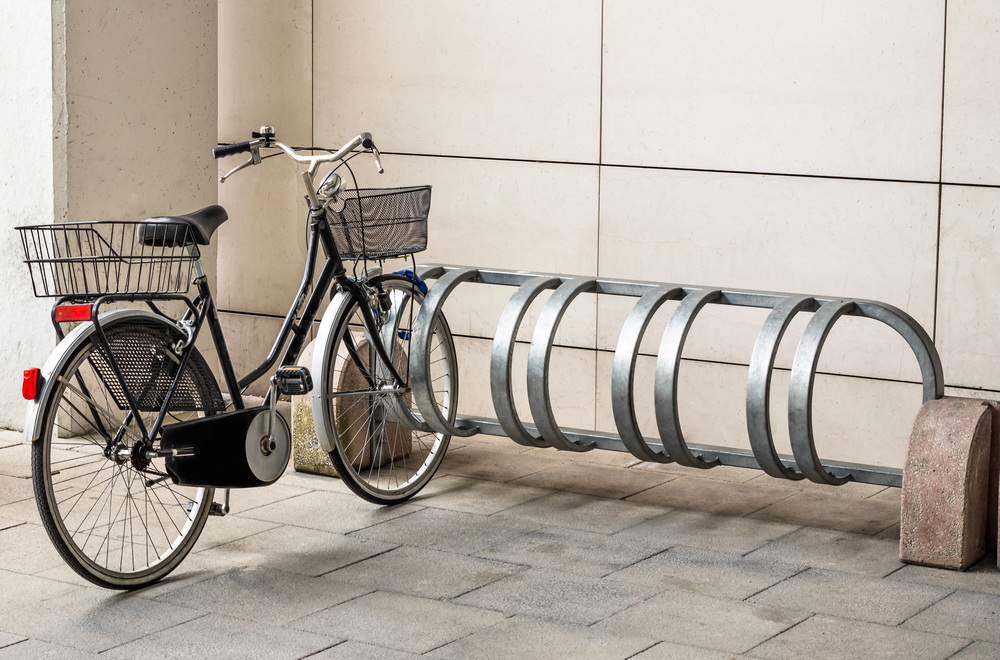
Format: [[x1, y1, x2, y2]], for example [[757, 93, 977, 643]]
[[408, 265, 944, 488]]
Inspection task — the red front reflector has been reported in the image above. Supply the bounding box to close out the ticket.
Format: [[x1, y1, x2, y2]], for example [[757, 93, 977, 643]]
[[23, 368, 40, 400], [55, 305, 92, 322]]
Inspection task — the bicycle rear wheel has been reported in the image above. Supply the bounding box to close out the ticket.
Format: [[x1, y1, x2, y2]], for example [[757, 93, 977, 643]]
[[315, 274, 458, 504], [30, 310, 223, 589]]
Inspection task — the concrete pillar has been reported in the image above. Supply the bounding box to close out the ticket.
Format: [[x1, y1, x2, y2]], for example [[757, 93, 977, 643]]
[[0, 1, 218, 431], [901, 397, 993, 570]]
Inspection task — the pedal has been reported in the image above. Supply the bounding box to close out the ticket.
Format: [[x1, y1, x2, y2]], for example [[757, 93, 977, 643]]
[[274, 366, 313, 396]]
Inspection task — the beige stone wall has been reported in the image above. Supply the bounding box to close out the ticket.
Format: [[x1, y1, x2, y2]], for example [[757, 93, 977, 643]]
[[0, 1, 217, 430], [216, 0, 1000, 469]]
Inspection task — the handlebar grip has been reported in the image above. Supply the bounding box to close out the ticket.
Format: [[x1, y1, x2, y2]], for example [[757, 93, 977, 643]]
[[213, 141, 253, 159]]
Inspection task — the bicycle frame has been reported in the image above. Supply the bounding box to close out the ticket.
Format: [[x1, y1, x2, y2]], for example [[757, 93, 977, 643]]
[[51, 199, 409, 448]]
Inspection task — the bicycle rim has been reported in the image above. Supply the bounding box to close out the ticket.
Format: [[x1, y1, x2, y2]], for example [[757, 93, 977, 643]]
[[323, 275, 457, 504], [32, 316, 216, 589]]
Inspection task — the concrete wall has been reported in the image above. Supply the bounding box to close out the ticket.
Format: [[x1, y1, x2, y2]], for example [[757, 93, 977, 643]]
[[216, 0, 1000, 469], [0, 3, 59, 430], [0, 1, 218, 431]]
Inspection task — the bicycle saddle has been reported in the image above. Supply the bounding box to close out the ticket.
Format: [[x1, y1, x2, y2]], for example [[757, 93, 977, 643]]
[[137, 205, 229, 247]]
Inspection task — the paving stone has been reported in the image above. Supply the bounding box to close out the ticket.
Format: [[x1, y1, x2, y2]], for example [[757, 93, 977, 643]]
[[155, 565, 372, 624], [329, 545, 523, 599], [0, 518, 22, 532], [745, 527, 904, 576], [876, 523, 901, 540], [903, 591, 1000, 643], [198, 525, 396, 577], [0, 475, 33, 506], [556, 448, 645, 469], [238, 489, 422, 534], [0, 445, 31, 479], [0, 633, 24, 651], [351, 507, 541, 555], [191, 513, 282, 553], [476, 526, 663, 578], [889, 553, 1000, 596], [0, 570, 83, 614], [606, 545, 803, 600], [0, 639, 99, 658], [279, 470, 354, 495], [0, 589, 202, 653], [0, 498, 39, 524], [495, 490, 670, 534], [594, 589, 805, 654], [614, 510, 799, 555], [0, 430, 22, 446], [427, 615, 657, 660], [0, 522, 70, 575], [633, 461, 760, 483], [509, 461, 673, 499], [950, 641, 1000, 660], [626, 476, 795, 516], [291, 590, 507, 654], [104, 613, 340, 659], [631, 640, 745, 660], [749, 614, 969, 660], [750, 473, 893, 499], [411, 475, 552, 515], [454, 568, 658, 625], [750, 568, 951, 625], [748, 490, 900, 535], [308, 640, 422, 660], [223, 482, 312, 513], [438, 442, 563, 482]]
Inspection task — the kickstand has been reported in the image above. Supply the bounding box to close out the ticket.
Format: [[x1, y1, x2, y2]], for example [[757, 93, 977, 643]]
[[209, 488, 231, 516]]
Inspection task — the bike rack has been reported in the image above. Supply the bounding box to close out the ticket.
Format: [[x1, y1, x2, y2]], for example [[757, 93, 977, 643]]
[[408, 264, 944, 488]]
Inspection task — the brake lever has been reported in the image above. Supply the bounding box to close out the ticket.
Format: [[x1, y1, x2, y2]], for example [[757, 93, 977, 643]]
[[370, 143, 384, 174], [219, 143, 263, 183]]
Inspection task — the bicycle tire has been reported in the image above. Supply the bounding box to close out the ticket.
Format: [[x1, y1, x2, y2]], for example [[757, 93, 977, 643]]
[[30, 310, 222, 589], [314, 274, 458, 504]]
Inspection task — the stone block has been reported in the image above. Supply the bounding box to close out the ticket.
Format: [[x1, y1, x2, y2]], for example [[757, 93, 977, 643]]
[[291, 341, 337, 477], [986, 401, 1000, 555], [901, 397, 992, 570]]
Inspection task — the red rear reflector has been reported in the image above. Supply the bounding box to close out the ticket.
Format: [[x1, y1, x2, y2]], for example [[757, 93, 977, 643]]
[[55, 305, 92, 322], [23, 368, 40, 400]]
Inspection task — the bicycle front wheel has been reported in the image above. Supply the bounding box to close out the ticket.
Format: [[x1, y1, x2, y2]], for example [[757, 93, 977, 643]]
[[30, 310, 223, 589], [315, 274, 458, 504]]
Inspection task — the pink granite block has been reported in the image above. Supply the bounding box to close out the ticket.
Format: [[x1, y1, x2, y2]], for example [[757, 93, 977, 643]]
[[901, 397, 992, 570], [987, 402, 1000, 559]]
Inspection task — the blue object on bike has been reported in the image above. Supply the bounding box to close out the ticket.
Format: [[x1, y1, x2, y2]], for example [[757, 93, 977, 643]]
[[394, 269, 428, 295], [398, 330, 411, 340]]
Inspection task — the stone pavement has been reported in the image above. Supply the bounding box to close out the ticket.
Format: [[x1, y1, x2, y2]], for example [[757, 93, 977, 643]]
[[0, 428, 998, 659]]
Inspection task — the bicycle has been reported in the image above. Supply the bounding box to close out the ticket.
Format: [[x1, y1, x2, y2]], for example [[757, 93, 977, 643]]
[[16, 127, 460, 589]]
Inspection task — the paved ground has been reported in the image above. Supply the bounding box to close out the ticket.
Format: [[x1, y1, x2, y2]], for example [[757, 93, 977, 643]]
[[0, 428, 998, 659]]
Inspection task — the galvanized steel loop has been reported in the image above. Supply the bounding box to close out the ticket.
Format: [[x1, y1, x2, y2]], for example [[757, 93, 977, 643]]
[[612, 286, 685, 462], [410, 266, 482, 437], [787, 299, 856, 485], [654, 288, 723, 468], [745, 296, 816, 480], [490, 276, 562, 447], [526, 277, 598, 452]]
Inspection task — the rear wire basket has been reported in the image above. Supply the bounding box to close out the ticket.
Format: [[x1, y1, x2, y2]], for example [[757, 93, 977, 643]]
[[16, 221, 198, 298], [323, 185, 431, 260]]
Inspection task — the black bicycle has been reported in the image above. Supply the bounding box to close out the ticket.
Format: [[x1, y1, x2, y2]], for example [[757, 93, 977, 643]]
[[17, 127, 459, 589]]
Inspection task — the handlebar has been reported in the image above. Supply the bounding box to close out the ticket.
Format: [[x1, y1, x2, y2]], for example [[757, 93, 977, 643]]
[[212, 141, 254, 159], [214, 127, 383, 185]]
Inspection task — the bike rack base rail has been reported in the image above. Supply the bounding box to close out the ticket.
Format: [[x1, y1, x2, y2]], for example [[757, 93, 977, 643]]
[[409, 264, 944, 489]]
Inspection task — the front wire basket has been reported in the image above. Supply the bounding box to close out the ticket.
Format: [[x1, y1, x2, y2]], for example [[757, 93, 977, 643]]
[[323, 185, 431, 260], [16, 221, 199, 298]]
